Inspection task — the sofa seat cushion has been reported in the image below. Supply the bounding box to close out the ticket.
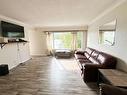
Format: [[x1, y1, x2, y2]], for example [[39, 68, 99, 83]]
[[78, 59, 91, 64], [75, 54, 87, 59]]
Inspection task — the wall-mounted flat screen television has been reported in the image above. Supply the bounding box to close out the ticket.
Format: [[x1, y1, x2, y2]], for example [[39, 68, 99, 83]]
[[1, 21, 25, 38]]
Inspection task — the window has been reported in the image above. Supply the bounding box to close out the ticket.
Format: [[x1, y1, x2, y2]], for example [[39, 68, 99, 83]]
[[99, 31, 115, 45], [53, 31, 84, 50], [53, 32, 72, 49]]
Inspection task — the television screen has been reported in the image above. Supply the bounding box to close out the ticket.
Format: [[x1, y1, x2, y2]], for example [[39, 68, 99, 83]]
[[1, 21, 25, 38]]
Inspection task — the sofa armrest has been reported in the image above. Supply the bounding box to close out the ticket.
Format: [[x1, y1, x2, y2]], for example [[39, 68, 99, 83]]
[[75, 50, 86, 55], [84, 63, 103, 69], [83, 64, 103, 82], [84, 63, 115, 69], [100, 84, 127, 95]]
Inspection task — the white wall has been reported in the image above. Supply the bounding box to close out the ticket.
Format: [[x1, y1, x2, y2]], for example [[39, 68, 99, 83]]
[[28, 26, 88, 56], [87, 1, 127, 72], [0, 15, 31, 70]]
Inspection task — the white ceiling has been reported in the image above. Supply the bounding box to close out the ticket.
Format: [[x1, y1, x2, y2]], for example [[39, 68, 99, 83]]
[[0, 0, 122, 27]]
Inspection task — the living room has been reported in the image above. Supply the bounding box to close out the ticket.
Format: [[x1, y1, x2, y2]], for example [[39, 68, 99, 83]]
[[0, 0, 127, 95]]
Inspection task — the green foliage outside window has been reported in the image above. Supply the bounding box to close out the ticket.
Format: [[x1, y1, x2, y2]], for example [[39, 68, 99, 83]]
[[54, 32, 72, 49], [53, 32, 83, 49]]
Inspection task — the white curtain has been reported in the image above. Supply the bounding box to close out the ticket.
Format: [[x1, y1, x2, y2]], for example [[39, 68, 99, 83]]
[[46, 32, 53, 55], [71, 32, 77, 51]]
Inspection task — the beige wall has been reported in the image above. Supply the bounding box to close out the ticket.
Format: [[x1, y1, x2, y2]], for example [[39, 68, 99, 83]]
[[28, 28, 48, 56], [87, 1, 127, 72], [0, 15, 31, 70]]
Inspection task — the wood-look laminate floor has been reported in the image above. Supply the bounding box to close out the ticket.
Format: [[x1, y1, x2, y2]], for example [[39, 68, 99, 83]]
[[0, 56, 99, 95]]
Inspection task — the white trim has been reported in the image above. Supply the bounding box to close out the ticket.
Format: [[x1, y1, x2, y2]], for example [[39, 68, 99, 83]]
[[0, 14, 29, 26]]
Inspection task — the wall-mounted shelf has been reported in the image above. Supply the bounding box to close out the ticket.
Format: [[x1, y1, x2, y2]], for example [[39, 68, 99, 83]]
[[0, 40, 28, 49], [0, 42, 7, 49], [8, 40, 28, 43]]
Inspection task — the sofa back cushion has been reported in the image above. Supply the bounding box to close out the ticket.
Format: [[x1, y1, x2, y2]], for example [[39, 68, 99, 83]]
[[89, 57, 100, 64], [88, 49, 100, 64], [84, 52, 91, 59], [91, 50, 100, 59], [97, 52, 117, 68], [84, 47, 94, 59], [85, 47, 94, 55]]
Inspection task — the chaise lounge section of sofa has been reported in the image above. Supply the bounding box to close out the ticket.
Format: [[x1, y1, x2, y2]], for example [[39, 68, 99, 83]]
[[74, 47, 117, 82], [100, 84, 127, 95]]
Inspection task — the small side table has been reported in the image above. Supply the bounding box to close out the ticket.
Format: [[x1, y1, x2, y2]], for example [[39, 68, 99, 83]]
[[98, 69, 127, 88]]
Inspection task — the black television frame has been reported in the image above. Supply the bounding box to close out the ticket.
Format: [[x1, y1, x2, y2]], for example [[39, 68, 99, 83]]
[[1, 21, 25, 38]]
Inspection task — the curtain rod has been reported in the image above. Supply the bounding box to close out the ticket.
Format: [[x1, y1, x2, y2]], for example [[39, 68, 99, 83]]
[[44, 30, 87, 32], [99, 29, 116, 31]]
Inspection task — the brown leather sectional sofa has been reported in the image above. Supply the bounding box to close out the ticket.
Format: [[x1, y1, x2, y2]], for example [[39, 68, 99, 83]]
[[74, 47, 117, 82]]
